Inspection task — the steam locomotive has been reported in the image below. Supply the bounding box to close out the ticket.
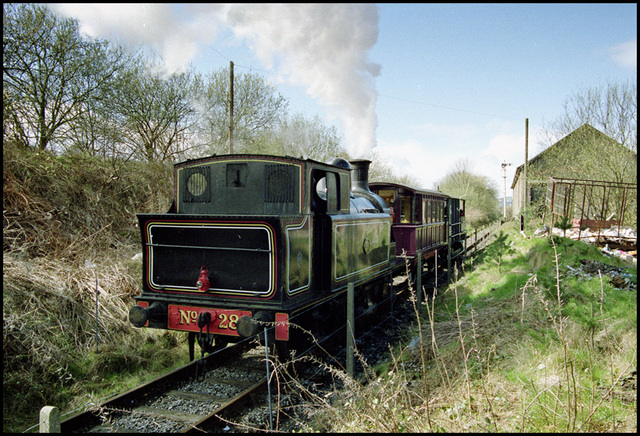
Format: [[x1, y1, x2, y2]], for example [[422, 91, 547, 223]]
[[128, 154, 465, 359]]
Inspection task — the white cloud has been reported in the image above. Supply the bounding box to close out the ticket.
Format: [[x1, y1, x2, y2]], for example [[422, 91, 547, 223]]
[[221, 4, 380, 158], [479, 133, 523, 187], [482, 133, 523, 162], [375, 119, 542, 195], [48, 3, 381, 158], [610, 39, 637, 69], [49, 4, 225, 75], [375, 137, 464, 190]]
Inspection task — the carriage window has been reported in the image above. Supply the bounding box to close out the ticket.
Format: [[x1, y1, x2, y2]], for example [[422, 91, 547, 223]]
[[377, 190, 394, 208], [422, 198, 426, 224], [399, 194, 419, 223], [399, 196, 408, 223]]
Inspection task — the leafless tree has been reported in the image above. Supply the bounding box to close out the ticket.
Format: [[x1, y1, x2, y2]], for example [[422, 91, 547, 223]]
[[540, 79, 637, 153], [3, 4, 127, 151], [437, 158, 500, 228], [112, 63, 199, 163], [192, 67, 288, 155]]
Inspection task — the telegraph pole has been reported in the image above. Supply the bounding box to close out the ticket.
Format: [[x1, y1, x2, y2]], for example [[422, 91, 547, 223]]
[[524, 118, 528, 207], [502, 160, 512, 218], [228, 61, 234, 154]]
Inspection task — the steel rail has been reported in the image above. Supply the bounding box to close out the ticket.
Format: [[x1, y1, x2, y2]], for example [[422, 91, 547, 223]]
[[59, 343, 254, 432]]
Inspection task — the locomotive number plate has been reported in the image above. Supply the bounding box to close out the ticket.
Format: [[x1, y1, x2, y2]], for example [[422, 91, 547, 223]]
[[168, 305, 251, 336]]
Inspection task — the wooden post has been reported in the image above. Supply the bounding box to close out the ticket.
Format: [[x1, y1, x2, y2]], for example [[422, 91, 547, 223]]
[[474, 229, 478, 253], [40, 406, 60, 433], [346, 282, 354, 377], [416, 252, 422, 307], [95, 275, 99, 352], [447, 202, 452, 282], [434, 249, 438, 290], [264, 328, 273, 431], [524, 118, 529, 208]]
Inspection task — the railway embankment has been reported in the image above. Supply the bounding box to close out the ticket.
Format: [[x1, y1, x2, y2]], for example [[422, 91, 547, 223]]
[[3, 144, 184, 433]]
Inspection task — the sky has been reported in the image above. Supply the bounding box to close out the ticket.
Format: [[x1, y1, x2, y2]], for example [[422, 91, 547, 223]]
[[48, 3, 637, 194]]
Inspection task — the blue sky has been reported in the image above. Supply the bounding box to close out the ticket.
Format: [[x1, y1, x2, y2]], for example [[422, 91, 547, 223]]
[[50, 3, 637, 193]]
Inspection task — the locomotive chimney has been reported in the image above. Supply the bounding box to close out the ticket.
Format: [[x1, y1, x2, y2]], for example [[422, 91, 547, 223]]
[[350, 159, 373, 193], [349, 159, 389, 213]]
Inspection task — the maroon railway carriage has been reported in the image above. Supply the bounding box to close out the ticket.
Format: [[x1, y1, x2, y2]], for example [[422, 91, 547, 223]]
[[369, 182, 466, 271]]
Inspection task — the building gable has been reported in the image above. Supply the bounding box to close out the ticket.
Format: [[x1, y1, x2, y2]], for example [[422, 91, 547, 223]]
[[510, 124, 637, 218], [511, 124, 633, 189]]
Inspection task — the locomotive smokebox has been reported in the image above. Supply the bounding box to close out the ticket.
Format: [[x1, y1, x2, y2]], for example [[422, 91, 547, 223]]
[[350, 159, 390, 213]]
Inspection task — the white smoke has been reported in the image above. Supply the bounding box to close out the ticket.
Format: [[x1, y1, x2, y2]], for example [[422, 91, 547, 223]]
[[49, 3, 381, 158]]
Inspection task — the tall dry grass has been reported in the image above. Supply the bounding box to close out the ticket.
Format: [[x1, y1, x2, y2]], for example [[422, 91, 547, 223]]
[[3, 144, 178, 432]]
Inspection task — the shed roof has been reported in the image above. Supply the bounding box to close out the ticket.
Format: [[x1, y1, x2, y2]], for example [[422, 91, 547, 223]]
[[510, 124, 627, 189]]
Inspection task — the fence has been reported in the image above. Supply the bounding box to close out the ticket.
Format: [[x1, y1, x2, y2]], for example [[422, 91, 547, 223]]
[[545, 177, 637, 247], [466, 221, 502, 254]]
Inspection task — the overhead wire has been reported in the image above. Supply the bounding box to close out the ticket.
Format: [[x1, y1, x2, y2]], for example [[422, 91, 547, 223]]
[[209, 44, 522, 120], [378, 93, 522, 121]]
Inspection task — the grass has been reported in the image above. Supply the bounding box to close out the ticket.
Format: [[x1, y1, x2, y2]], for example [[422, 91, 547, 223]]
[[2, 251, 191, 432], [3, 144, 184, 433], [275, 219, 636, 432]]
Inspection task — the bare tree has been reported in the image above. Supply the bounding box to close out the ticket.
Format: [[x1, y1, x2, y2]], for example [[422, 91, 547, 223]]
[[368, 150, 422, 188], [540, 79, 637, 153], [193, 67, 288, 154], [252, 112, 345, 160], [437, 158, 500, 228], [112, 63, 198, 163], [3, 3, 126, 151], [538, 80, 637, 186]]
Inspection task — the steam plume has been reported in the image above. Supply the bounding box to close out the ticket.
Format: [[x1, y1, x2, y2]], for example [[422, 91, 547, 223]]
[[50, 3, 381, 157]]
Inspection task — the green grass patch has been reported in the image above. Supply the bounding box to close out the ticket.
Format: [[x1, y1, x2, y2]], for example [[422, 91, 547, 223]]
[[295, 219, 636, 433]]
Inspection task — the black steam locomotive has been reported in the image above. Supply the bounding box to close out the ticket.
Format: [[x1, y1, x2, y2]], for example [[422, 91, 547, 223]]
[[128, 154, 465, 358]]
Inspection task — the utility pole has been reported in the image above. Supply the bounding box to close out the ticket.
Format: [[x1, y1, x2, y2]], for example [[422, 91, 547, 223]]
[[524, 118, 528, 207], [502, 160, 512, 218], [228, 61, 234, 154]]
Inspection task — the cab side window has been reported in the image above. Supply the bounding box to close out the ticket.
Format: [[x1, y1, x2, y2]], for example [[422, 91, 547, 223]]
[[312, 170, 340, 214]]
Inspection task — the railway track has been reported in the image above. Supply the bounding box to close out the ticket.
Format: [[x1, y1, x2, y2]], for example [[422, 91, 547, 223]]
[[60, 342, 273, 433], [57, 270, 430, 433]]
